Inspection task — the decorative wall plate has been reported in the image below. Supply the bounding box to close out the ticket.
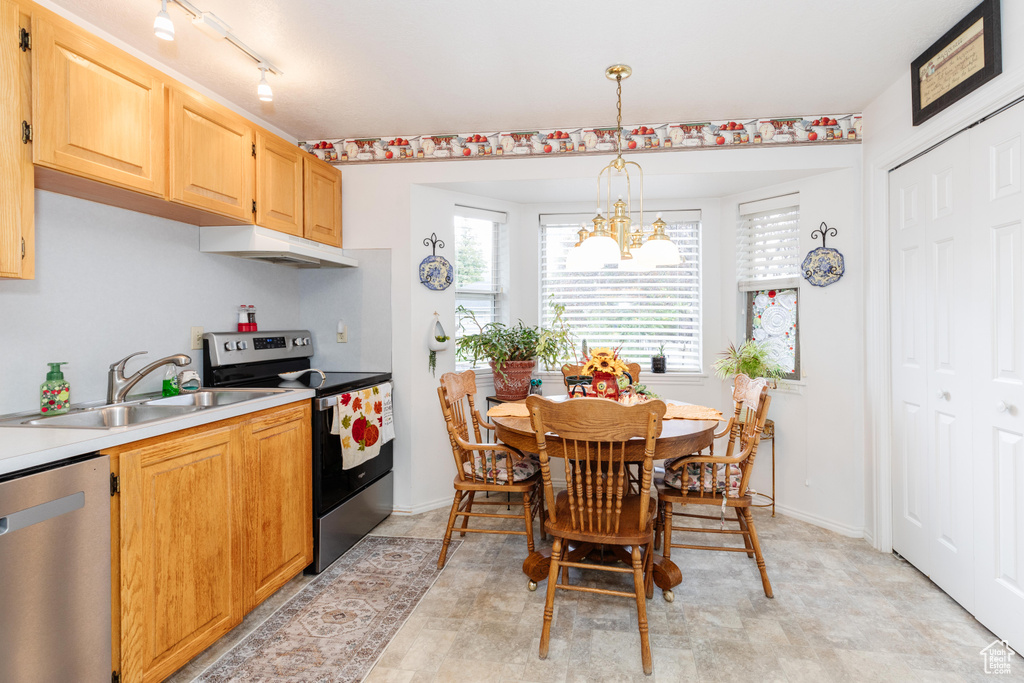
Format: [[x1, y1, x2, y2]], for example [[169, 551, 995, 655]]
[[419, 233, 453, 291], [801, 222, 845, 287]]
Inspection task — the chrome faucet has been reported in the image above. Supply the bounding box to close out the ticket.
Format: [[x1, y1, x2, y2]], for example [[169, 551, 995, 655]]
[[107, 351, 192, 403]]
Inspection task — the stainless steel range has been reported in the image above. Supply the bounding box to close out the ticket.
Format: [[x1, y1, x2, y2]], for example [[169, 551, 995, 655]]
[[203, 330, 393, 573]]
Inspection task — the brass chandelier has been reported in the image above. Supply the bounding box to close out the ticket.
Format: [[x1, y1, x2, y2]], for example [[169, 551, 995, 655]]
[[567, 65, 681, 271]]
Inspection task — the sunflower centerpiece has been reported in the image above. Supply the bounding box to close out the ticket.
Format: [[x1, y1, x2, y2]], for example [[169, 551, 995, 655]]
[[581, 347, 631, 399]]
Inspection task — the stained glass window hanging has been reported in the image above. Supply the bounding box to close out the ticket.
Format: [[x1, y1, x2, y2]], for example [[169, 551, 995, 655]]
[[745, 288, 800, 379]]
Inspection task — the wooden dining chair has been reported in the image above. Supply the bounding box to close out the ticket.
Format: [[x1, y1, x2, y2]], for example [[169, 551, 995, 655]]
[[526, 395, 667, 676], [436, 370, 545, 574], [655, 374, 774, 599]]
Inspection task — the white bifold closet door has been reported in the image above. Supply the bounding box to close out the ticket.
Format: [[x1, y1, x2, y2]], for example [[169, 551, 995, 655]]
[[889, 102, 1024, 652]]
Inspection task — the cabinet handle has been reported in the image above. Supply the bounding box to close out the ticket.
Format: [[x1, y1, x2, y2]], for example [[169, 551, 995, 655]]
[[936, 390, 949, 401], [996, 401, 1011, 413]]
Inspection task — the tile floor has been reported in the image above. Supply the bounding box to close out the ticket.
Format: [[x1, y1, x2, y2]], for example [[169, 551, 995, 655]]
[[173, 502, 1021, 683]]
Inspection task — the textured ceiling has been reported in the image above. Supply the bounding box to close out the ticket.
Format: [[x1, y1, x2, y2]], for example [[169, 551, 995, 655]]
[[47, 0, 977, 140]]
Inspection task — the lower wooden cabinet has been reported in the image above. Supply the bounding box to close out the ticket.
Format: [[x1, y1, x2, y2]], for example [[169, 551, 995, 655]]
[[105, 402, 312, 683], [243, 403, 313, 610]]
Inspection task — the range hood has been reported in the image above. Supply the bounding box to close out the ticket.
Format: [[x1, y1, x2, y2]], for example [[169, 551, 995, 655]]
[[199, 226, 358, 268]]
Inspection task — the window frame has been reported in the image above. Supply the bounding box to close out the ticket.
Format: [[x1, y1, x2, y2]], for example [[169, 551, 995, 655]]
[[454, 211, 504, 370], [538, 211, 703, 374]]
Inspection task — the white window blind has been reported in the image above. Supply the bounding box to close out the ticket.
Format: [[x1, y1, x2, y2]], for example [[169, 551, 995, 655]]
[[455, 214, 502, 331], [737, 194, 801, 291], [540, 216, 702, 373]]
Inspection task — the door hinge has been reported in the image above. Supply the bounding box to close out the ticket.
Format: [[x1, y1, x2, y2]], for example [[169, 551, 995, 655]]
[[21, 237, 25, 259], [21, 121, 31, 144], [252, 142, 256, 157], [18, 27, 30, 51], [110, 473, 119, 496], [112, 671, 120, 683], [252, 199, 257, 214]]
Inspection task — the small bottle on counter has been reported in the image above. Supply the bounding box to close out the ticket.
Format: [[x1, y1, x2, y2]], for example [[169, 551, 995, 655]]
[[162, 364, 180, 397], [40, 362, 70, 415], [238, 304, 248, 332], [247, 304, 258, 332]]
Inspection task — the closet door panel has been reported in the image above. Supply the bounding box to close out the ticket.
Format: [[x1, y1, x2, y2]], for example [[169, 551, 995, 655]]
[[890, 165, 931, 572], [971, 105, 1024, 653], [922, 134, 974, 609]]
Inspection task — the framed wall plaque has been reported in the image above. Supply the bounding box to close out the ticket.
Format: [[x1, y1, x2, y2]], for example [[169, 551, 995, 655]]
[[911, 0, 1001, 126], [913, 0, 999, 125]]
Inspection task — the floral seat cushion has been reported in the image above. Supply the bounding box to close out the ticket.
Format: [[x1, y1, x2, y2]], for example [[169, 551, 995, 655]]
[[462, 452, 540, 483], [662, 457, 741, 493]]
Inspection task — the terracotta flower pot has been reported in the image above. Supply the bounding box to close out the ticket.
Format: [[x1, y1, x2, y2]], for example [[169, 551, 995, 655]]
[[491, 359, 536, 400]]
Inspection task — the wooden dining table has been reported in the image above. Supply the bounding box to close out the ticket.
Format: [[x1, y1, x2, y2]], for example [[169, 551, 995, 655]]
[[491, 400, 718, 600]]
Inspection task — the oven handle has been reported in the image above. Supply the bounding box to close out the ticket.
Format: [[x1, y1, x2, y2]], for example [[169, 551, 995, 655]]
[[317, 396, 338, 412]]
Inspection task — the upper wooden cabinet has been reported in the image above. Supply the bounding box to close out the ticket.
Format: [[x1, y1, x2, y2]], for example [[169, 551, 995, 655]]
[[167, 88, 254, 222], [0, 0, 33, 280], [303, 156, 343, 247], [255, 132, 303, 236], [33, 12, 165, 196]]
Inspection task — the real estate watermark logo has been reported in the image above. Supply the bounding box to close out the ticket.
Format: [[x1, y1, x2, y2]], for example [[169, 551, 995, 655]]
[[980, 639, 1016, 675]]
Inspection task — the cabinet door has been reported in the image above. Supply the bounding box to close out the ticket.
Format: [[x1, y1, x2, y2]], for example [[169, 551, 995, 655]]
[[255, 132, 303, 236], [168, 88, 254, 221], [33, 13, 165, 195], [118, 426, 244, 683], [303, 156, 342, 246], [0, 0, 32, 279], [243, 403, 312, 609]]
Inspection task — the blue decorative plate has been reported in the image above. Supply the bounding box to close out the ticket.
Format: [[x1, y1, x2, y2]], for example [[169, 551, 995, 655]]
[[419, 254, 453, 290], [801, 247, 845, 287]]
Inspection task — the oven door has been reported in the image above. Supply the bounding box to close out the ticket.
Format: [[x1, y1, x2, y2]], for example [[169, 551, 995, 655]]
[[313, 398, 394, 517]]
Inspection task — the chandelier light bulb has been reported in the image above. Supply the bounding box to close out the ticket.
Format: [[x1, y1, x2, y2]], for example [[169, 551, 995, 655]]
[[257, 67, 273, 102], [153, 0, 174, 41]]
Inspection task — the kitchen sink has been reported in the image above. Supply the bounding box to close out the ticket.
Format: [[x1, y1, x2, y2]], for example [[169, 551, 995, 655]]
[[20, 404, 199, 429], [143, 390, 274, 408], [0, 388, 294, 429]]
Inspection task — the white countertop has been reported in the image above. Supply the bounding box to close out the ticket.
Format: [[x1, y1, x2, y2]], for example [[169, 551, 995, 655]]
[[0, 389, 316, 477]]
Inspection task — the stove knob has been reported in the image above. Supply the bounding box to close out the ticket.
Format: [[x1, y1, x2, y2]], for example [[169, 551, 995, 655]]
[[293, 337, 305, 346], [224, 341, 238, 351], [302, 337, 311, 346], [237, 341, 248, 350]]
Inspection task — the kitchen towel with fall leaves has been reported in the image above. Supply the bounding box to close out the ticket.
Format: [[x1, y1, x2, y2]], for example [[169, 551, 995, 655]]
[[331, 382, 394, 470]]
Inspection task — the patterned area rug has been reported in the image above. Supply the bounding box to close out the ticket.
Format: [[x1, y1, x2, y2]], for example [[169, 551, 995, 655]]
[[198, 536, 458, 683]]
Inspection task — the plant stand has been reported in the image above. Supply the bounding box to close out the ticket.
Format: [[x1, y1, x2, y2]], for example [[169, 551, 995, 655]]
[[748, 418, 776, 516]]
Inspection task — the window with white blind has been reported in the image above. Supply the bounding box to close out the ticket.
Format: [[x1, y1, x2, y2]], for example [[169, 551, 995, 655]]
[[737, 193, 801, 379], [540, 212, 702, 373], [454, 210, 504, 363], [736, 194, 801, 291]]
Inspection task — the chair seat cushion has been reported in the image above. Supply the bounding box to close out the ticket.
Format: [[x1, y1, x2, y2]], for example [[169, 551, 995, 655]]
[[463, 452, 540, 483], [663, 458, 741, 493]]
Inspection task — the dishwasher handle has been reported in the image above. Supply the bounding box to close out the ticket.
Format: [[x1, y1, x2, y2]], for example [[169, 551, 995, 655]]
[[0, 491, 85, 536]]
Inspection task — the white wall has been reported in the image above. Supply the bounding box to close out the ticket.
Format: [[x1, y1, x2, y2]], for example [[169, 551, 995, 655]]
[[0, 191, 302, 414], [299, 249, 392, 373], [860, 2, 1024, 549], [337, 144, 864, 520], [721, 169, 864, 536]]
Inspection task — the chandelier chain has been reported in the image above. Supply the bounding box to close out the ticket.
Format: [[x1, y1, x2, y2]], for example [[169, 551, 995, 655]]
[[616, 75, 623, 156]]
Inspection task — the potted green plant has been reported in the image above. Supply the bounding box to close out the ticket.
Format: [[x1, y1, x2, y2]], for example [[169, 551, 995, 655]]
[[651, 343, 667, 374], [711, 339, 785, 383], [456, 301, 575, 400]]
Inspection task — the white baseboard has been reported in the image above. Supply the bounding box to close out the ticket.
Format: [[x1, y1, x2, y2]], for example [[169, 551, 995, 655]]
[[392, 495, 453, 516], [863, 527, 876, 548], [774, 503, 864, 539]]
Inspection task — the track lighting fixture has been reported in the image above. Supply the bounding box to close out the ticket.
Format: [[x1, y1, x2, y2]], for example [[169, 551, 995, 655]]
[[257, 66, 273, 102], [153, 0, 174, 41]]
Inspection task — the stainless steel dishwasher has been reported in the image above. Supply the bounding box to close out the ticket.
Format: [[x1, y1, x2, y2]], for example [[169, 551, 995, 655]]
[[0, 455, 111, 682]]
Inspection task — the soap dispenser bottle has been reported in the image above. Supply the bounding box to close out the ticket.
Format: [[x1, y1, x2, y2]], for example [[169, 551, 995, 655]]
[[40, 362, 71, 415], [162, 364, 180, 397]]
